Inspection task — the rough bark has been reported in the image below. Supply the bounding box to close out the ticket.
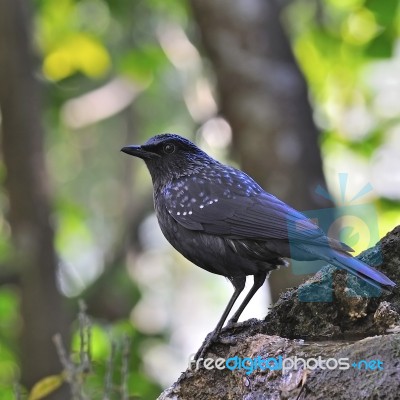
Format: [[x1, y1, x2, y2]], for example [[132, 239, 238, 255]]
[[0, 0, 69, 395], [189, 0, 334, 301], [158, 226, 400, 399]]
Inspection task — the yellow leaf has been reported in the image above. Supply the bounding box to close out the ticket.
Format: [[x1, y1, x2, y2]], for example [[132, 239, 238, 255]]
[[28, 373, 65, 400], [43, 33, 111, 81]]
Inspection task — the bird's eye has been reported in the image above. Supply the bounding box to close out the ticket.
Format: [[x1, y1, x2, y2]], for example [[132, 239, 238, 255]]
[[163, 143, 175, 154]]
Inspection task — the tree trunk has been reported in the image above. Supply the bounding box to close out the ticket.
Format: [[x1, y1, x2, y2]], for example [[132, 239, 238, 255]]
[[189, 0, 334, 300], [158, 226, 400, 399], [0, 0, 69, 395]]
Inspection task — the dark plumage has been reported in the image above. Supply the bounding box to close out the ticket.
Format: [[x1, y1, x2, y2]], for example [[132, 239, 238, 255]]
[[121, 133, 395, 357]]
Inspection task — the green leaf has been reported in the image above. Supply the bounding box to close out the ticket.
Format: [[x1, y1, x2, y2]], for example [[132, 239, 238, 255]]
[[28, 373, 65, 400], [365, 0, 399, 25], [365, 31, 394, 58]]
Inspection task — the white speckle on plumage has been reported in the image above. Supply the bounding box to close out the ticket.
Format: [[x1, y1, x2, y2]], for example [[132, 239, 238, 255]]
[[200, 205, 204, 209], [199, 192, 204, 197], [208, 200, 214, 205], [177, 212, 181, 215], [191, 198, 197, 203], [214, 199, 219, 202], [183, 212, 187, 216], [188, 211, 193, 215]]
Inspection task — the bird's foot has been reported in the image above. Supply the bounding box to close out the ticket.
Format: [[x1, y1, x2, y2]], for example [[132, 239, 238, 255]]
[[226, 317, 239, 328], [194, 331, 219, 361]]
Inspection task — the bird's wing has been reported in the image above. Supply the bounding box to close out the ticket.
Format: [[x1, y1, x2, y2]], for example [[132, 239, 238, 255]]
[[162, 173, 339, 249]]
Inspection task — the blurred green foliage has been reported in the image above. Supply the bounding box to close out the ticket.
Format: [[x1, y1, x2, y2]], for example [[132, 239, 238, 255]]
[[0, 289, 19, 399], [0, 0, 399, 398], [285, 0, 400, 246]]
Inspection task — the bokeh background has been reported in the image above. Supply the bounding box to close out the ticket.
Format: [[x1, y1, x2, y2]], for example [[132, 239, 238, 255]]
[[0, 0, 400, 398]]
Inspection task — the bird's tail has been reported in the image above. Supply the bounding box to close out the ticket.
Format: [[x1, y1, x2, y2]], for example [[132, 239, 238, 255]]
[[299, 244, 396, 288], [329, 251, 395, 288]]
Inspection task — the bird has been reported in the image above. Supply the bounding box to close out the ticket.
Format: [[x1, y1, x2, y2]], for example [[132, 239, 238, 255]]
[[121, 133, 396, 358]]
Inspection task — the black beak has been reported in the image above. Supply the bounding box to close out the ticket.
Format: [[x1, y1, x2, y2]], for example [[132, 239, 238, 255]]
[[121, 145, 160, 159]]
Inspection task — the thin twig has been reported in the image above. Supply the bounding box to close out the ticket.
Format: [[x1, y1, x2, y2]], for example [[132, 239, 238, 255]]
[[14, 382, 22, 400], [103, 340, 117, 400], [121, 335, 131, 400], [78, 300, 92, 374], [53, 333, 71, 371], [53, 300, 93, 400]]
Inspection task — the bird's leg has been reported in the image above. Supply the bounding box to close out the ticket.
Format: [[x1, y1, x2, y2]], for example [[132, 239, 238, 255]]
[[195, 275, 246, 360], [228, 271, 267, 325]]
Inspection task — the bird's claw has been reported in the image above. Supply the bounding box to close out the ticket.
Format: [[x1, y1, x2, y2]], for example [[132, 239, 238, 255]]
[[194, 331, 219, 360]]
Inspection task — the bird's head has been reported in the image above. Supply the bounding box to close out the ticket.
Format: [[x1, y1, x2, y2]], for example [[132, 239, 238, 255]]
[[121, 133, 216, 185]]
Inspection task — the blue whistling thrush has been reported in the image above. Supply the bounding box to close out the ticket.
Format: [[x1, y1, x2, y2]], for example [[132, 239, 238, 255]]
[[121, 133, 395, 358]]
